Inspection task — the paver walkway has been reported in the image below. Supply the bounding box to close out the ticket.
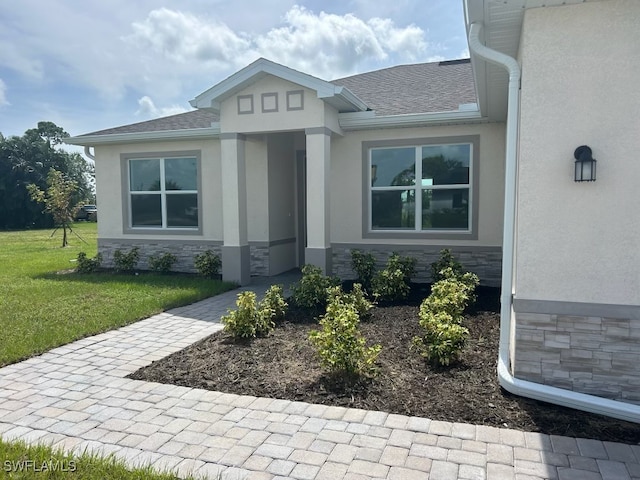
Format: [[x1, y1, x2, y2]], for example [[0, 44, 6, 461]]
[[1, 274, 639, 480]]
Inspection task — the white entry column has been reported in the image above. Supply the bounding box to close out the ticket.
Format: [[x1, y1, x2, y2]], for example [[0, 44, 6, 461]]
[[220, 133, 250, 285], [304, 127, 332, 274]]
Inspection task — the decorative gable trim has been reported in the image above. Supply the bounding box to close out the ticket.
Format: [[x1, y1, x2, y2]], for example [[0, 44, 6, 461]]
[[189, 57, 368, 113]]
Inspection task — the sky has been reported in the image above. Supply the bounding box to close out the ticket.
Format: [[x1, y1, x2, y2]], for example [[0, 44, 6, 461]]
[[0, 0, 469, 148]]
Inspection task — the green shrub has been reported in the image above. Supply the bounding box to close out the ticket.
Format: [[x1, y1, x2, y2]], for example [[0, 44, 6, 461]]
[[260, 284, 288, 322], [194, 250, 222, 278], [222, 286, 286, 339], [76, 252, 102, 273], [148, 253, 177, 274], [412, 267, 479, 365], [291, 264, 340, 308], [222, 291, 262, 339], [326, 283, 374, 319], [113, 247, 140, 273], [309, 292, 381, 377], [371, 253, 417, 302], [412, 313, 470, 366], [350, 249, 376, 290], [430, 248, 463, 283]]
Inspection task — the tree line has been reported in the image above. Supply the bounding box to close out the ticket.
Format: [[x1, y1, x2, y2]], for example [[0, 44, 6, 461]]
[[0, 121, 94, 230]]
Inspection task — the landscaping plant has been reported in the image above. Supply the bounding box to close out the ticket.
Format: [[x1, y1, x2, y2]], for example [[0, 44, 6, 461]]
[[26, 169, 80, 248], [222, 286, 287, 339], [371, 252, 417, 302], [412, 267, 479, 365], [113, 246, 140, 272], [309, 289, 381, 377], [350, 249, 376, 291], [290, 264, 340, 308], [148, 252, 177, 274], [76, 251, 102, 273], [326, 283, 374, 319], [430, 248, 463, 283], [194, 250, 222, 278], [261, 284, 288, 321]]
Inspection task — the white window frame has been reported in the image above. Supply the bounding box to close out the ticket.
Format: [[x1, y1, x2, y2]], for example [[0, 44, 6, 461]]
[[363, 136, 478, 240], [127, 155, 200, 231]]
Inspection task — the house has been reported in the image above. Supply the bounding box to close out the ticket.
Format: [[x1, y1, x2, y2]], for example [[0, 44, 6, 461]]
[[67, 0, 640, 422]]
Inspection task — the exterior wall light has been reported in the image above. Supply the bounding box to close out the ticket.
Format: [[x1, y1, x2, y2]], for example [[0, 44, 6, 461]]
[[574, 145, 596, 182]]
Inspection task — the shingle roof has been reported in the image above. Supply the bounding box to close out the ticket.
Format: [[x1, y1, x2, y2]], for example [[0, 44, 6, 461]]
[[80, 59, 475, 137], [78, 109, 218, 137], [332, 59, 476, 116]]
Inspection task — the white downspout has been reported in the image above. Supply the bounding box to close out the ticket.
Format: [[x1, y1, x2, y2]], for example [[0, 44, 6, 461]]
[[468, 22, 640, 424], [83, 146, 95, 161]]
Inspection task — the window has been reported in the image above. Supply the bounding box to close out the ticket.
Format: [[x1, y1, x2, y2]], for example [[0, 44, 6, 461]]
[[367, 139, 475, 235], [127, 155, 199, 230]]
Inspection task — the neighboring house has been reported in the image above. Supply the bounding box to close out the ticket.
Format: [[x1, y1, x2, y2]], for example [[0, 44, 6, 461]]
[[68, 0, 640, 421]]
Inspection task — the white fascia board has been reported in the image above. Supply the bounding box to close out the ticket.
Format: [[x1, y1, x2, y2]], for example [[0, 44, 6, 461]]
[[328, 86, 369, 112], [65, 126, 221, 146], [339, 110, 484, 130]]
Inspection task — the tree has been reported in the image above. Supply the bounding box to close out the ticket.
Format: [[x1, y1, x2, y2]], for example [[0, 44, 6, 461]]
[[0, 122, 94, 230], [27, 169, 79, 247]]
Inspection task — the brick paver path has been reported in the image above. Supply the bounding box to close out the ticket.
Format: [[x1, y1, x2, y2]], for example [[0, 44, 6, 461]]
[[1, 276, 639, 479]]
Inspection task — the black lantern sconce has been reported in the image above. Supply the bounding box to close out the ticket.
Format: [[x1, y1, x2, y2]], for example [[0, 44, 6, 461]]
[[574, 145, 596, 182]]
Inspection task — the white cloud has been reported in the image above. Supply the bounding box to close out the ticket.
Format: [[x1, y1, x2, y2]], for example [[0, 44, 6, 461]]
[[124, 5, 430, 80], [136, 96, 190, 118], [127, 8, 252, 67], [0, 79, 8, 106]]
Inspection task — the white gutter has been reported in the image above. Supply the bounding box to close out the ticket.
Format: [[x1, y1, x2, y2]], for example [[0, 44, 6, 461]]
[[83, 146, 95, 160], [339, 109, 485, 130], [66, 126, 221, 147], [468, 22, 640, 424]]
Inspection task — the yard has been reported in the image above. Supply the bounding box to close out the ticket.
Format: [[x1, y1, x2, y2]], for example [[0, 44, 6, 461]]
[[0, 222, 234, 367], [0, 222, 234, 478]]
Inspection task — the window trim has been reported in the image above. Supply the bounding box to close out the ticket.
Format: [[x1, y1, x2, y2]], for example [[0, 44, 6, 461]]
[[121, 151, 203, 235], [362, 136, 479, 240]]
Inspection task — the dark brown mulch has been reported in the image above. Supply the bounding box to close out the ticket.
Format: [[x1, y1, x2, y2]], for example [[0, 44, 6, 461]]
[[129, 286, 640, 444]]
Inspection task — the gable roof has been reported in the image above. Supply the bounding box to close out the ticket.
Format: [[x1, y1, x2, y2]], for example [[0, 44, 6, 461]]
[[68, 58, 477, 145], [190, 57, 369, 113]]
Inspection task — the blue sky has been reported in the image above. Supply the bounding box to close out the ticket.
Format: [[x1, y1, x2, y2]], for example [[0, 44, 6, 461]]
[[0, 1, 468, 143]]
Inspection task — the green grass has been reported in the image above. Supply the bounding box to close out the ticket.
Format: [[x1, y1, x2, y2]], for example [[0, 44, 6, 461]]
[[0, 223, 235, 367], [0, 437, 203, 479]]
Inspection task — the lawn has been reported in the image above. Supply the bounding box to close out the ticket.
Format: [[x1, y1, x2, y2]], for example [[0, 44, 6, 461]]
[[0, 222, 235, 367], [0, 437, 200, 479]]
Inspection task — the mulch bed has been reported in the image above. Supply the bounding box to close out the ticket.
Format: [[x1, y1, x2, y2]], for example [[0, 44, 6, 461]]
[[129, 285, 640, 443]]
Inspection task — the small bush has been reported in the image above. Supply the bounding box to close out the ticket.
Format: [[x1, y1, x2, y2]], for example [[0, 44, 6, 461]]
[[194, 250, 222, 278], [148, 253, 177, 274], [350, 249, 376, 290], [290, 264, 340, 308], [371, 252, 417, 302], [222, 291, 262, 339], [430, 248, 463, 283], [309, 291, 381, 377], [113, 247, 140, 273], [76, 252, 102, 273], [412, 267, 479, 366], [222, 286, 287, 340], [326, 283, 374, 319], [260, 284, 288, 322]]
